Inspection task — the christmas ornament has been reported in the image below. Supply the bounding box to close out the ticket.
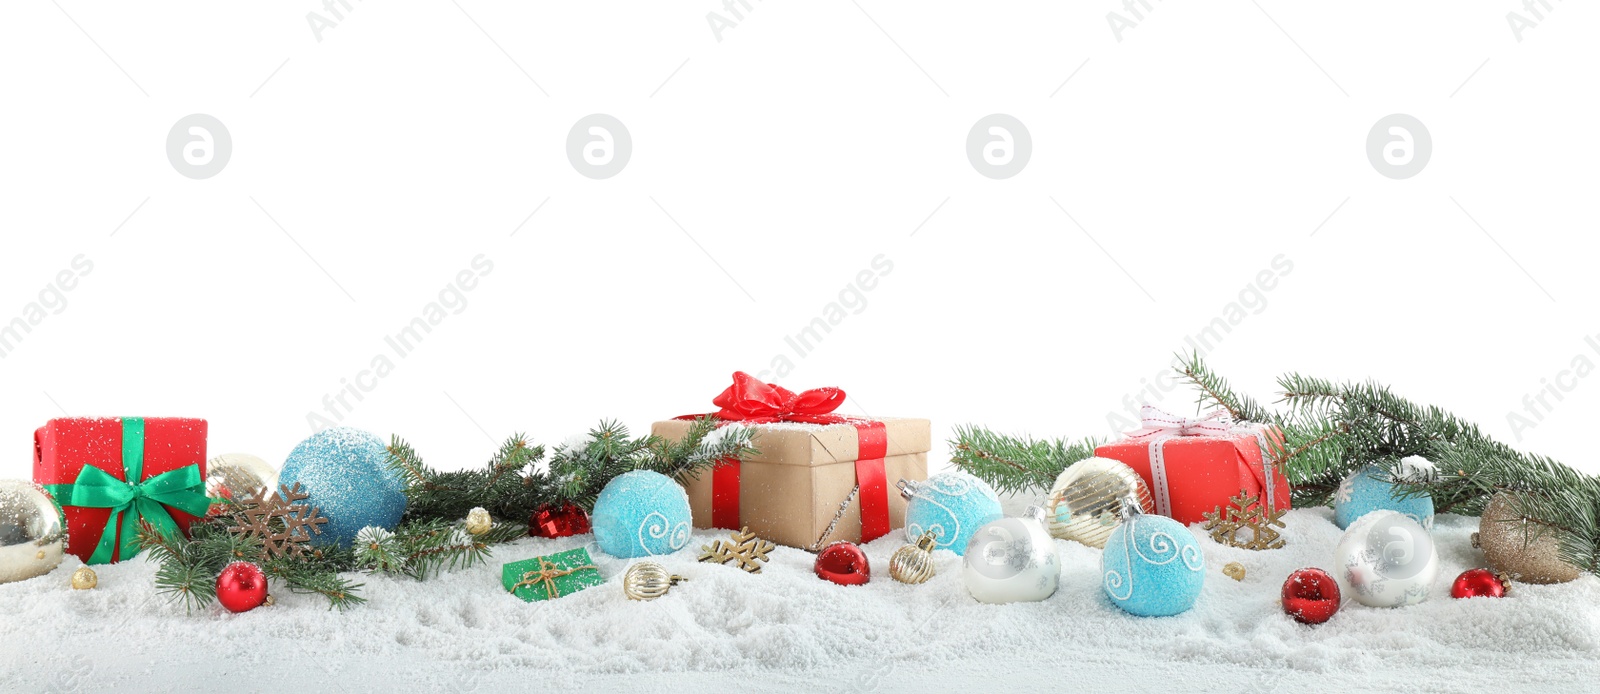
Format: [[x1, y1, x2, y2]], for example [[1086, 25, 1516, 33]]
[[1451, 568, 1509, 599], [464, 507, 492, 536], [1332, 462, 1434, 531], [263, 593, 276, 607], [204, 453, 278, 504], [698, 526, 775, 573], [963, 507, 1059, 604], [900, 471, 1003, 556], [814, 541, 870, 585], [1044, 457, 1154, 549], [0, 479, 67, 584], [889, 531, 938, 584], [227, 482, 328, 559], [1102, 505, 1204, 617], [1202, 492, 1286, 550], [530, 502, 592, 538], [216, 561, 269, 613], [1281, 567, 1341, 624], [70, 565, 97, 590], [623, 561, 685, 601], [503, 547, 605, 602], [592, 470, 692, 558], [1222, 562, 1246, 581], [277, 427, 406, 547], [1334, 510, 1439, 608], [1473, 493, 1581, 584]]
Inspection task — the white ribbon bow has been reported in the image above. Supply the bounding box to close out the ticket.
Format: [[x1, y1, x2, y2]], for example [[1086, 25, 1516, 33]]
[[1124, 405, 1234, 439]]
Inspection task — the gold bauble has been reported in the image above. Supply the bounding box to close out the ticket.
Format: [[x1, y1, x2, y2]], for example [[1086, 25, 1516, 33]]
[[1045, 457, 1155, 548], [263, 593, 276, 607], [889, 531, 938, 584], [204, 453, 279, 501], [1474, 493, 1581, 585], [623, 561, 684, 601], [71, 566, 97, 590], [1222, 562, 1246, 581], [464, 507, 492, 536], [0, 479, 68, 585]]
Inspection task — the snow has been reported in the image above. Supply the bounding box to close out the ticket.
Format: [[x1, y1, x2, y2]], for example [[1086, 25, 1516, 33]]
[[3, 502, 1598, 693]]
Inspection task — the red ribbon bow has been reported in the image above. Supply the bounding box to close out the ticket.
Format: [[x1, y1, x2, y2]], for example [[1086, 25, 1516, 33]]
[[708, 372, 848, 424]]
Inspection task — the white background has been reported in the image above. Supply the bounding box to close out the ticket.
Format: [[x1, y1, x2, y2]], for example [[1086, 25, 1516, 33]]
[[2, 0, 1597, 483]]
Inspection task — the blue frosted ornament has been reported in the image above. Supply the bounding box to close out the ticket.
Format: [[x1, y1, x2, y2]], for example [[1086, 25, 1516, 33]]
[[1101, 510, 1204, 617], [591, 470, 692, 559], [898, 472, 1003, 556], [1333, 462, 1434, 530], [277, 427, 406, 547]]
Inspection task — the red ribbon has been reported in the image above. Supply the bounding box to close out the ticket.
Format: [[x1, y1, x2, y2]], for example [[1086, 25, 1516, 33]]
[[681, 372, 891, 543]]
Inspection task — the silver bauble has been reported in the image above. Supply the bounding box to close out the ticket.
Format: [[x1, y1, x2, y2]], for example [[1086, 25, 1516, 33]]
[[1334, 510, 1439, 608], [0, 480, 67, 584], [1045, 457, 1155, 549], [962, 506, 1059, 604], [205, 453, 279, 501]]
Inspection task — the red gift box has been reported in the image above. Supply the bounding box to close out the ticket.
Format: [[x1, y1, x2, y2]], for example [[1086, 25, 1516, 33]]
[[34, 417, 209, 564], [1094, 407, 1290, 525]]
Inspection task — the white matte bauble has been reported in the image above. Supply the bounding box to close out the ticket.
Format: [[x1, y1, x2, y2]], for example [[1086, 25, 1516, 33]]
[[962, 507, 1060, 604], [1334, 510, 1439, 608]]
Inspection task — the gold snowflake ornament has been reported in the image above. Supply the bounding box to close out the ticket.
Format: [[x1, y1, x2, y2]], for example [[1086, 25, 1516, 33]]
[[1201, 492, 1286, 551], [228, 482, 329, 559], [698, 526, 775, 573]]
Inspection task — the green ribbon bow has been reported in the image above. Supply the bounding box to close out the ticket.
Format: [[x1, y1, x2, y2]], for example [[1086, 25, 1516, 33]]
[[43, 418, 209, 564]]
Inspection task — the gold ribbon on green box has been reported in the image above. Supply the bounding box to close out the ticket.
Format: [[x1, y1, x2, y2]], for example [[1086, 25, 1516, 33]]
[[42, 417, 210, 564]]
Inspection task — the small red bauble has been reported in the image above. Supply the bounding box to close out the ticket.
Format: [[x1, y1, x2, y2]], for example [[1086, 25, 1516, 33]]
[[1451, 569, 1509, 599], [1281, 567, 1341, 625], [814, 541, 871, 586], [530, 502, 592, 539], [216, 561, 269, 613]]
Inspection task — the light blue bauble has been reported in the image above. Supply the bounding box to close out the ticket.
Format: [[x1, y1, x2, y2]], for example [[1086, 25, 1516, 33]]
[[903, 472, 1003, 556], [1333, 464, 1434, 530], [591, 470, 692, 559], [277, 427, 406, 548], [1101, 513, 1205, 617]]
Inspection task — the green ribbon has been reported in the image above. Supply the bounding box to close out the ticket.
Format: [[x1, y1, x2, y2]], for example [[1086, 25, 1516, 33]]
[[42, 418, 209, 564]]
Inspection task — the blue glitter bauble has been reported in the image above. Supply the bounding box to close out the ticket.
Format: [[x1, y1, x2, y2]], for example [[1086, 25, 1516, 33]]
[[1101, 513, 1204, 617], [1333, 464, 1434, 530], [903, 472, 1003, 556], [591, 470, 692, 559], [277, 427, 405, 547]]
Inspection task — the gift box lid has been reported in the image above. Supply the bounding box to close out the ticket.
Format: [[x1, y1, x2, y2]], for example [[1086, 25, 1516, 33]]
[[653, 417, 931, 467]]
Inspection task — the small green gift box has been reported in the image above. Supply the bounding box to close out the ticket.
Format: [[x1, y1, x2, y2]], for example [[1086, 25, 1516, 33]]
[[502, 547, 604, 602]]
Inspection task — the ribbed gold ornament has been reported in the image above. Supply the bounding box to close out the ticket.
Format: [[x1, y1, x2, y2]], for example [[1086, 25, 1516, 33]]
[[1045, 457, 1155, 548], [464, 507, 492, 536], [70, 566, 97, 590], [1222, 562, 1246, 581], [889, 531, 938, 584], [1474, 493, 1581, 585], [623, 561, 684, 601]]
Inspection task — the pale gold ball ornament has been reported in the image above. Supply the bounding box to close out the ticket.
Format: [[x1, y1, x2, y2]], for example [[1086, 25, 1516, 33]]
[[263, 593, 276, 607], [464, 507, 493, 536], [1474, 493, 1581, 585], [1045, 457, 1156, 548], [889, 531, 939, 584], [1222, 562, 1246, 581], [71, 566, 97, 590], [623, 561, 684, 601], [0, 479, 68, 585]]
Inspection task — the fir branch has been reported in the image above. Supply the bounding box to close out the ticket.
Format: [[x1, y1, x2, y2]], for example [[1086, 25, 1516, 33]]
[[949, 424, 1102, 495], [1176, 351, 1272, 423]]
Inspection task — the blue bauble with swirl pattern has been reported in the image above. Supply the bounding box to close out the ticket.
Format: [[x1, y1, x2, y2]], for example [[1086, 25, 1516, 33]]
[[902, 471, 1003, 556], [592, 470, 693, 559], [1333, 464, 1434, 530], [277, 427, 406, 548], [1101, 513, 1204, 617]]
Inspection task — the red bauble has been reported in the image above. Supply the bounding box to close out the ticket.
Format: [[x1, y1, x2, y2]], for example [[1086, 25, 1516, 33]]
[[1451, 569, 1509, 599], [216, 561, 269, 613], [814, 541, 871, 586], [530, 502, 592, 539], [1281, 567, 1341, 625]]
